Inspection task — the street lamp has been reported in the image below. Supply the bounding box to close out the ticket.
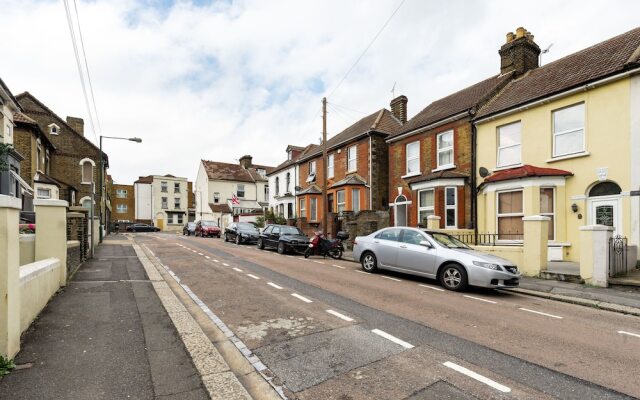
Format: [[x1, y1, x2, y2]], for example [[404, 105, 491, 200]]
[[99, 135, 142, 242]]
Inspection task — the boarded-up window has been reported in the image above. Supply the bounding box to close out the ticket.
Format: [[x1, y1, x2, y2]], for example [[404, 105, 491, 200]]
[[497, 190, 523, 240], [82, 162, 93, 183]]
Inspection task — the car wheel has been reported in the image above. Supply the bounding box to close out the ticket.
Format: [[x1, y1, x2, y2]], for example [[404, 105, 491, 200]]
[[224, 234, 228, 242], [361, 252, 378, 272], [277, 241, 285, 254], [439, 264, 468, 292], [257, 238, 264, 250], [235, 235, 241, 245]]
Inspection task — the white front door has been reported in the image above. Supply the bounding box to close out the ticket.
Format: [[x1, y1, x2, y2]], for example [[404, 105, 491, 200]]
[[589, 197, 621, 235]]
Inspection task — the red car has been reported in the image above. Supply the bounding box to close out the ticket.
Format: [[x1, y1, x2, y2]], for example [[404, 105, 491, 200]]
[[195, 220, 221, 238]]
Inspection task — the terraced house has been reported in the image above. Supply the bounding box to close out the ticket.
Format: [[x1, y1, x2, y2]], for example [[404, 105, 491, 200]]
[[474, 27, 640, 263]]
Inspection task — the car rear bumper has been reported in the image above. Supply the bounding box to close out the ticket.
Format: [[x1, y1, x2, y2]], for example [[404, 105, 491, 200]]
[[467, 267, 520, 288]]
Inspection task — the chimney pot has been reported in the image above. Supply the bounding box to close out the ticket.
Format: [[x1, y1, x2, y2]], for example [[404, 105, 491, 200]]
[[499, 27, 541, 76], [516, 27, 525, 38], [239, 155, 253, 169], [506, 32, 515, 43], [390, 95, 408, 124]]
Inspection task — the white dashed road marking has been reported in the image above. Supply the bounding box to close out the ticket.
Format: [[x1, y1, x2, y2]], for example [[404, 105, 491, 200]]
[[213, 259, 220, 263], [204, 256, 210, 259], [267, 282, 283, 289], [233, 267, 243, 272], [418, 284, 445, 292], [291, 293, 313, 303], [463, 295, 497, 304], [247, 274, 260, 280], [198, 253, 203, 256], [192, 250, 198, 253], [223, 263, 230, 266], [443, 361, 511, 393], [313, 261, 325, 265], [380, 276, 401, 282], [355, 270, 369, 275], [371, 329, 414, 349], [618, 330, 640, 338], [331, 264, 346, 269], [326, 309, 354, 322], [518, 308, 563, 319]]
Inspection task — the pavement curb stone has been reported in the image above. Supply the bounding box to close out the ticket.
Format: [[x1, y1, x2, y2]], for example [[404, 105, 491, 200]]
[[131, 241, 252, 400]]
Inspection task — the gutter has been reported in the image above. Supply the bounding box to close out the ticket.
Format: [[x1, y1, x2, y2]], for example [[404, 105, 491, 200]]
[[475, 66, 640, 124], [369, 134, 373, 209], [471, 124, 478, 239], [386, 111, 468, 144]]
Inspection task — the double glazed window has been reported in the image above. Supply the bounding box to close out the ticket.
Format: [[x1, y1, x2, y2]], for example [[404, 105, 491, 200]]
[[310, 198, 318, 221], [161, 182, 168, 192], [540, 188, 555, 240], [352, 189, 360, 213], [497, 190, 523, 240], [327, 154, 334, 178], [161, 197, 168, 209], [337, 190, 346, 213], [406, 141, 419, 174], [299, 198, 306, 217], [116, 204, 127, 213], [437, 130, 454, 168], [309, 161, 316, 175], [552, 103, 585, 157], [174, 182, 180, 193], [116, 189, 127, 198], [174, 198, 181, 209], [347, 145, 357, 172], [417, 189, 434, 226], [37, 188, 51, 199], [497, 122, 521, 167], [445, 187, 457, 228], [237, 184, 245, 198]]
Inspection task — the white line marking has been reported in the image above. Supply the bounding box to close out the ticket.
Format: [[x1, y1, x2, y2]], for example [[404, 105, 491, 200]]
[[222, 263, 229, 266], [213, 259, 220, 263], [618, 330, 640, 338], [204, 256, 210, 259], [192, 250, 198, 253], [463, 295, 497, 304], [380, 276, 401, 282], [519, 308, 563, 319], [371, 329, 414, 349], [247, 274, 260, 280], [326, 309, 354, 322], [197, 253, 203, 256], [443, 361, 511, 393], [186, 248, 191, 250], [355, 270, 369, 275], [233, 267, 243, 272], [418, 284, 445, 292], [313, 261, 325, 265], [267, 282, 283, 289], [331, 264, 346, 269], [286, 255, 294, 258], [291, 293, 312, 303]]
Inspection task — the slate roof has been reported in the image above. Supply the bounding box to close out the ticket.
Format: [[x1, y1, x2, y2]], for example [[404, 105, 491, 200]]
[[268, 144, 318, 176], [388, 73, 514, 140], [406, 170, 469, 186], [34, 172, 61, 187], [14, 112, 56, 150], [209, 203, 232, 213], [299, 109, 402, 161], [298, 185, 322, 195], [134, 175, 153, 184], [482, 165, 573, 184], [201, 160, 274, 183], [330, 174, 367, 189], [477, 26, 640, 119]]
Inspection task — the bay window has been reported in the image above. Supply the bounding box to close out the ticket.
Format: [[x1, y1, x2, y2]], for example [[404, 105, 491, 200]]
[[337, 190, 345, 213], [497, 190, 523, 240], [352, 188, 360, 212]]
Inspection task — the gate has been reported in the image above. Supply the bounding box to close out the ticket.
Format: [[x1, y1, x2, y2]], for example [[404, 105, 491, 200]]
[[609, 235, 627, 277]]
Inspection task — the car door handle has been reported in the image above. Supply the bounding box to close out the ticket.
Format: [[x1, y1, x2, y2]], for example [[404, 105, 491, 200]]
[[374, 241, 380, 244]]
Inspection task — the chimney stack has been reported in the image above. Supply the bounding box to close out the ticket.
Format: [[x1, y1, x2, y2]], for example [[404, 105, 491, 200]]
[[66, 116, 84, 136], [499, 27, 541, 76], [239, 155, 253, 169], [390, 95, 408, 124]]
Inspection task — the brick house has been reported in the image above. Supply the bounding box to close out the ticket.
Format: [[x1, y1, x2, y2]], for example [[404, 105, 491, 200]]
[[386, 28, 540, 229], [267, 144, 316, 219], [15, 92, 108, 212], [296, 104, 403, 235], [111, 183, 135, 223]]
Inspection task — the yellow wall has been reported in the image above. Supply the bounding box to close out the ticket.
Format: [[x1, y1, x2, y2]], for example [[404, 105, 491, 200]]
[[19, 259, 61, 333], [476, 79, 632, 261]]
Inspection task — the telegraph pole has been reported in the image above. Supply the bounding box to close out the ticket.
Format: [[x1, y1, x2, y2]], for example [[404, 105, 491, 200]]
[[322, 97, 328, 236]]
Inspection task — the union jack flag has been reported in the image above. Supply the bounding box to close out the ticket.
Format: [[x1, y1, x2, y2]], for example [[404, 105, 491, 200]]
[[231, 193, 240, 205]]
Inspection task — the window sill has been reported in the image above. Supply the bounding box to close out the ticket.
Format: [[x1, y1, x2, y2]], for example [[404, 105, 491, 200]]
[[80, 181, 92, 185], [432, 165, 456, 173], [401, 171, 421, 179], [492, 163, 523, 172], [546, 151, 589, 163]]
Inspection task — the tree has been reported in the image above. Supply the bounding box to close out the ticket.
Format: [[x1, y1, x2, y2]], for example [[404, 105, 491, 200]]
[[0, 143, 12, 172]]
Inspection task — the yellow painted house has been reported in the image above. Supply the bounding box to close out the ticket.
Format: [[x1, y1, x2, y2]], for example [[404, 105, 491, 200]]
[[474, 27, 640, 263]]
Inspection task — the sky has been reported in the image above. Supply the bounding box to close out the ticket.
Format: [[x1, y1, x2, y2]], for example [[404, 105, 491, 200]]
[[2, 0, 639, 184]]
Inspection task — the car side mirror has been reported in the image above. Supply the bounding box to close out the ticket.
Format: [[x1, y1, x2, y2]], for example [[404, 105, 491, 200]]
[[419, 240, 433, 249]]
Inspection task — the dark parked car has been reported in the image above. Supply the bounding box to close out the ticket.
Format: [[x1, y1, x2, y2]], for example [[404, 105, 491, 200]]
[[224, 222, 259, 244], [183, 222, 196, 236], [195, 220, 221, 238], [258, 225, 309, 254], [126, 223, 160, 232]]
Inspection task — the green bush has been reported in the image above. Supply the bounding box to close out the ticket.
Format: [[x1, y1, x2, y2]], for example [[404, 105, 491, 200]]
[[0, 355, 15, 376]]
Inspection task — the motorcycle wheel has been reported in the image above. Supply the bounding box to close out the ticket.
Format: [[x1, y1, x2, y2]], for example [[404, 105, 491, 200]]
[[329, 248, 343, 259], [304, 248, 311, 258]]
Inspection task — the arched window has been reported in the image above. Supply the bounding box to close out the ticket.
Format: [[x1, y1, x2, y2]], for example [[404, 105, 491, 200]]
[[286, 172, 291, 193], [589, 182, 621, 197], [79, 158, 96, 184], [275, 177, 280, 195]]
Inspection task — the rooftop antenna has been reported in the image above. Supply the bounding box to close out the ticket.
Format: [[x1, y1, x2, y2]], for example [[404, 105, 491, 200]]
[[540, 43, 553, 65], [391, 81, 397, 99]]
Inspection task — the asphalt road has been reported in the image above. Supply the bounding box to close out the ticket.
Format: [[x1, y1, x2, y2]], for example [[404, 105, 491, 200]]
[[132, 232, 640, 400]]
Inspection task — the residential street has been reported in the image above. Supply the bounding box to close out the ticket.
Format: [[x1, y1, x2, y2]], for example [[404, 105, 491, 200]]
[[132, 232, 640, 400]]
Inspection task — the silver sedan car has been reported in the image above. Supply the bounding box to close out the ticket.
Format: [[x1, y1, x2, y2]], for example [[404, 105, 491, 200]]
[[352, 227, 520, 291]]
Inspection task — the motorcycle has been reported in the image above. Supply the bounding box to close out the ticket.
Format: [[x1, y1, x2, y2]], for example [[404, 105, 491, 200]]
[[303, 231, 348, 259]]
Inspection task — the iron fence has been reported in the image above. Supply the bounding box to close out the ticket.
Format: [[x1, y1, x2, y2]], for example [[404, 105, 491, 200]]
[[609, 235, 628, 277], [450, 233, 524, 246]]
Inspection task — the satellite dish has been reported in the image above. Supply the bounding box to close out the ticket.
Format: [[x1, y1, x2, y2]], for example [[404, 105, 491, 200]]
[[479, 167, 490, 178]]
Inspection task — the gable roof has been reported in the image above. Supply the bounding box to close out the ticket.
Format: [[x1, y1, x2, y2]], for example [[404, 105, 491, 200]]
[[268, 144, 318, 176], [476, 26, 640, 119], [135, 175, 154, 184], [298, 109, 402, 162], [201, 160, 274, 183], [388, 73, 513, 141], [0, 77, 22, 112]]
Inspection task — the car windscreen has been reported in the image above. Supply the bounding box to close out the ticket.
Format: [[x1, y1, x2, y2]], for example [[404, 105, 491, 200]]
[[237, 223, 257, 231], [201, 221, 218, 227], [280, 226, 303, 235], [428, 232, 471, 249]]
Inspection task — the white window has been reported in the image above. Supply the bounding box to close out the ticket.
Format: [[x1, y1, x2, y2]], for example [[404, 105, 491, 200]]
[[161, 181, 168, 192], [116, 189, 127, 198], [174, 182, 180, 193], [116, 204, 128, 213], [264, 185, 269, 201], [286, 172, 291, 192], [161, 197, 168, 209], [540, 187, 555, 241], [237, 184, 245, 198], [174, 198, 181, 209], [552, 103, 585, 157], [310, 197, 317, 221], [327, 154, 334, 178], [309, 161, 316, 175], [445, 187, 457, 228], [437, 130, 454, 168], [497, 122, 521, 167], [299, 198, 306, 217], [418, 189, 434, 226], [275, 177, 280, 195], [347, 145, 357, 172], [406, 141, 420, 174], [37, 188, 51, 199], [337, 190, 346, 213], [81, 161, 93, 183], [49, 124, 59, 135], [497, 190, 524, 240], [352, 188, 360, 212], [177, 214, 183, 224]]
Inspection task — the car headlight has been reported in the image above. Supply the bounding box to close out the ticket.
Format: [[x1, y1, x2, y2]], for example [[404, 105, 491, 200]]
[[472, 261, 502, 270]]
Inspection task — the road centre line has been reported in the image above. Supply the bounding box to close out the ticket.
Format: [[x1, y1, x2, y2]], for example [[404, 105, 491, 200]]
[[618, 330, 640, 338], [205, 256, 210, 259], [443, 361, 511, 393], [198, 253, 203, 255], [192, 250, 198, 253], [313, 261, 325, 265], [213, 259, 219, 263], [247, 274, 260, 280], [233, 267, 243, 272], [355, 270, 369, 275], [291, 293, 313, 303], [222, 263, 229, 266], [326, 309, 354, 322], [267, 282, 283, 289], [418, 284, 445, 292], [331, 264, 346, 269], [518, 308, 563, 319], [463, 295, 497, 304], [380, 276, 402, 282], [371, 329, 414, 349]]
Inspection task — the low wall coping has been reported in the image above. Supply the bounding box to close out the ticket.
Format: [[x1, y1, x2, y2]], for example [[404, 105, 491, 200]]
[[19, 234, 36, 242], [427, 215, 441, 220], [579, 224, 615, 231], [19, 258, 60, 284], [522, 215, 551, 221], [0, 194, 22, 209], [67, 240, 80, 248], [67, 212, 86, 218], [34, 199, 69, 207]]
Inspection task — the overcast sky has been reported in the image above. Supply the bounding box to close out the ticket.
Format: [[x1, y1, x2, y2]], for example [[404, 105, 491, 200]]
[[3, 0, 639, 184]]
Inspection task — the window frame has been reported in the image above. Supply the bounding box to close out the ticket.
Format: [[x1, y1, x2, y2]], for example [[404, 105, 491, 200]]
[[347, 145, 357, 172], [275, 177, 280, 195], [286, 172, 291, 193], [406, 141, 420, 175], [237, 184, 245, 198], [116, 189, 127, 198], [174, 198, 181, 210], [496, 189, 524, 241], [540, 187, 556, 241], [299, 198, 306, 218], [352, 188, 360, 212], [497, 121, 522, 168], [81, 161, 93, 184], [310, 197, 318, 221], [552, 102, 585, 158], [161, 197, 168, 209], [327, 154, 334, 178], [336, 190, 346, 213], [309, 160, 316, 175], [444, 186, 457, 229], [116, 204, 128, 213], [436, 130, 454, 169], [161, 181, 168, 192], [174, 182, 180, 193], [37, 187, 51, 199], [417, 189, 435, 226]]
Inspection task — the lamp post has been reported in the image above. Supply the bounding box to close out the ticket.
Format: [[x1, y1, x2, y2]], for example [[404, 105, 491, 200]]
[[99, 135, 142, 242]]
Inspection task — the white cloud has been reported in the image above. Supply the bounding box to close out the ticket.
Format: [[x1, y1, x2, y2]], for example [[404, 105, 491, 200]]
[[2, 0, 638, 183]]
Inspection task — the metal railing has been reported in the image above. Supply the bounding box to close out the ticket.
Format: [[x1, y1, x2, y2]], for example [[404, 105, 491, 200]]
[[609, 235, 628, 277], [449, 232, 524, 246]]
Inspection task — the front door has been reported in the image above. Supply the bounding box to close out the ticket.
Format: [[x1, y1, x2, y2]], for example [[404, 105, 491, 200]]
[[395, 204, 407, 226], [589, 197, 621, 235]]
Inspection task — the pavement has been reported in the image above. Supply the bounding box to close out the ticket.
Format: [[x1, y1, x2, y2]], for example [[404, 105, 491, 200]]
[[0, 235, 253, 400]]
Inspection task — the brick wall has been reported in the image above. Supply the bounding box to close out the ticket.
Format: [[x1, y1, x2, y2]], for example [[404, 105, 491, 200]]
[[111, 184, 135, 222], [66, 241, 82, 279], [67, 208, 88, 261]]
